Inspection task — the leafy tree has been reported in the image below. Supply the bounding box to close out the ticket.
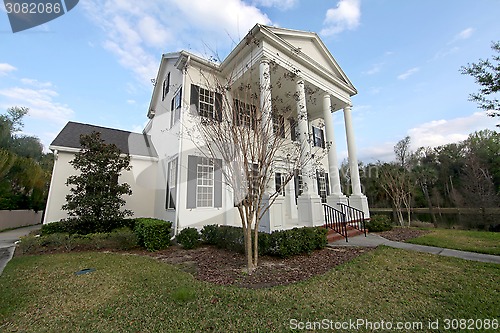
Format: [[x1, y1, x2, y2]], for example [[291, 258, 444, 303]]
[[63, 132, 133, 233], [460, 41, 500, 125], [0, 107, 51, 210]]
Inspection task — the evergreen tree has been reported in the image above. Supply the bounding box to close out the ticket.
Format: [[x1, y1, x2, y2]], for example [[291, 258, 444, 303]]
[[63, 132, 132, 233]]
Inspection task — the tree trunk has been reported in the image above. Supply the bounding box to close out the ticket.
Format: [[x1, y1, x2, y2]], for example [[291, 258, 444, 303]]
[[252, 225, 259, 268]]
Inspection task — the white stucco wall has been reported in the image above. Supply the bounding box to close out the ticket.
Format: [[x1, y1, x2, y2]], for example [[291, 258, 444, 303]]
[[43, 150, 158, 224]]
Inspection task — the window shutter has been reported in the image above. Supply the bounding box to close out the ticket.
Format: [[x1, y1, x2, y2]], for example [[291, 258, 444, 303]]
[[294, 169, 299, 199], [165, 161, 170, 210], [316, 170, 321, 196], [186, 155, 198, 209], [171, 97, 174, 112], [290, 118, 297, 141], [325, 172, 330, 196], [166, 72, 170, 94], [233, 99, 240, 126], [215, 92, 223, 122], [171, 158, 177, 209], [321, 128, 325, 148], [214, 158, 223, 207], [190, 84, 200, 115]]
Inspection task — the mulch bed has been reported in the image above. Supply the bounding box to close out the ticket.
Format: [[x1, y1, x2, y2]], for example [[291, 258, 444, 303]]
[[145, 245, 371, 289], [376, 227, 432, 242]]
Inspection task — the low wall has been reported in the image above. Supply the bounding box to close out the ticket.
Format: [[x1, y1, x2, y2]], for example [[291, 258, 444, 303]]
[[0, 210, 42, 231]]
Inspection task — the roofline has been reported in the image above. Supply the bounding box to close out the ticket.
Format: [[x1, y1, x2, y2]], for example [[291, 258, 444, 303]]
[[50, 145, 159, 161]]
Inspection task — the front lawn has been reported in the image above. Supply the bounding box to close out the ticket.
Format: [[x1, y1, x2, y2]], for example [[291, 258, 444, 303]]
[[407, 229, 500, 255], [1, 248, 498, 332]]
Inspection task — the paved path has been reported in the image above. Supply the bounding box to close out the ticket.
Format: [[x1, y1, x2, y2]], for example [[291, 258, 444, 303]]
[[0, 224, 41, 276], [329, 233, 500, 264]]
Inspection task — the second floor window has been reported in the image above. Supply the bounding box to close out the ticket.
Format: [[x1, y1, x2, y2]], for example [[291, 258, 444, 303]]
[[234, 99, 256, 129], [170, 88, 182, 126], [273, 113, 285, 138], [313, 126, 325, 148], [199, 87, 215, 119]]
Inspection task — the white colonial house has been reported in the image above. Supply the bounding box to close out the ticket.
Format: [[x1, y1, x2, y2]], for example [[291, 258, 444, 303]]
[[44, 24, 369, 235]]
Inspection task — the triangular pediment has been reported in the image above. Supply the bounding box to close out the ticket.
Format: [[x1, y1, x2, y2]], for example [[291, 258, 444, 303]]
[[263, 26, 355, 91]]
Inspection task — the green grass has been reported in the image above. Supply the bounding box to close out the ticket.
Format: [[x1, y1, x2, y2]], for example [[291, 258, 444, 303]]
[[408, 229, 500, 255], [0, 249, 499, 332]]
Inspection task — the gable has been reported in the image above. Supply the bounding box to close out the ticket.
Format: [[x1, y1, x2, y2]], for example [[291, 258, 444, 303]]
[[262, 26, 355, 92]]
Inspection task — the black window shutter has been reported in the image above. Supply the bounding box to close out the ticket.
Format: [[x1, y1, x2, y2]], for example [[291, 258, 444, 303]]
[[190, 84, 200, 115], [214, 158, 223, 207], [325, 172, 330, 196], [186, 155, 198, 209], [171, 159, 177, 209], [165, 162, 170, 210], [316, 170, 321, 196], [162, 80, 166, 101], [166, 72, 170, 94], [321, 128, 325, 148], [294, 169, 299, 199], [215, 92, 223, 122], [233, 99, 240, 126], [171, 97, 174, 112], [290, 118, 296, 141]]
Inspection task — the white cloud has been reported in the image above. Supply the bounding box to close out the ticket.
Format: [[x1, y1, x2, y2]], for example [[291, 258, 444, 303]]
[[0, 63, 17, 76], [20, 78, 53, 88], [0, 87, 74, 124], [364, 63, 382, 75], [408, 112, 494, 149], [397, 67, 419, 80], [321, 0, 361, 36], [81, 0, 271, 84], [252, 0, 297, 10], [452, 27, 475, 43]]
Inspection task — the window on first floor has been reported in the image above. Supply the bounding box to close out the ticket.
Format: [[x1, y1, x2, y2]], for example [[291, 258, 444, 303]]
[[196, 157, 214, 208], [187, 155, 223, 209], [165, 158, 177, 210], [275, 172, 286, 196], [294, 170, 303, 202], [316, 170, 330, 203]]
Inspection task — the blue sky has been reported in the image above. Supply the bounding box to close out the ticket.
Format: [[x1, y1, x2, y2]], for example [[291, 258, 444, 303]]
[[1, 0, 499, 162]]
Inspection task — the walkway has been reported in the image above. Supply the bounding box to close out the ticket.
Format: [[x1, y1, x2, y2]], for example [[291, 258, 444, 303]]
[[329, 233, 500, 264], [0, 224, 41, 276]]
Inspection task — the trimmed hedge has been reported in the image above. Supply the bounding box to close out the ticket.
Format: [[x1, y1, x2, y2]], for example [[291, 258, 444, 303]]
[[18, 227, 139, 255], [366, 215, 393, 232], [199, 225, 327, 258], [176, 227, 200, 249], [134, 218, 172, 251]]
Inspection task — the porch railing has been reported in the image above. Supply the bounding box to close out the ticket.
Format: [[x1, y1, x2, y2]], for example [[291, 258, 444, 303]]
[[338, 202, 367, 237], [322, 204, 348, 242]]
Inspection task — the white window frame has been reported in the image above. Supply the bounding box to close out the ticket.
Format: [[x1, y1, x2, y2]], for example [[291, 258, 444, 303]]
[[196, 157, 214, 208], [317, 171, 327, 203], [275, 172, 286, 196], [199, 87, 215, 119]]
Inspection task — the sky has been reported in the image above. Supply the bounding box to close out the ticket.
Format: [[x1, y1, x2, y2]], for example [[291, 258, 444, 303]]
[[1, 0, 499, 163]]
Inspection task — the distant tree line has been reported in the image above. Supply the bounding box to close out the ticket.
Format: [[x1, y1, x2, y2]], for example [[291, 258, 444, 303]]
[[340, 129, 499, 227], [0, 107, 53, 211]]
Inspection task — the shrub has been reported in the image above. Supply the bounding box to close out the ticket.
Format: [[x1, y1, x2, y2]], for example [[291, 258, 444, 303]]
[[200, 224, 219, 245], [134, 218, 172, 251], [42, 218, 132, 236], [198, 225, 328, 258], [366, 215, 393, 232], [176, 228, 200, 249], [17, 228, 140, 255]]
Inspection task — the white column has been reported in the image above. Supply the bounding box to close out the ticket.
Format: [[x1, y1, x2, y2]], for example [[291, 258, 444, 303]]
[[296, 79, 314, 195], [296, 78, 322, 227], [343, 104, 369, 217], [322, 94, 342, 196], [259, 57, 273, 133], [344, 104, 362, 196]]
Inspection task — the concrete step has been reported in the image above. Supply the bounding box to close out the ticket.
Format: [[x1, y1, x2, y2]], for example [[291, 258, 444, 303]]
[[325, 226, 366, 243]]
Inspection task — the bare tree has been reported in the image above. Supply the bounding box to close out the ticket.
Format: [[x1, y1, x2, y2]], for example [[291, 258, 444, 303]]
[[186, 61, 324, 273], [379, 163, 414, 226], [394, 136, 412, 169]]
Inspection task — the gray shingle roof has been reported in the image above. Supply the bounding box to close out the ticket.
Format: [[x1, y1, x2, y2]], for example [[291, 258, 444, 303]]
[[50, 122, 157, 158]]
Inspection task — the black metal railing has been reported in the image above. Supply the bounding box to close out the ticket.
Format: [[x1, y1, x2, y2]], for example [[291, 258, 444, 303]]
[[322, 204, 348, 242], [337, 203, 367, 237]]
